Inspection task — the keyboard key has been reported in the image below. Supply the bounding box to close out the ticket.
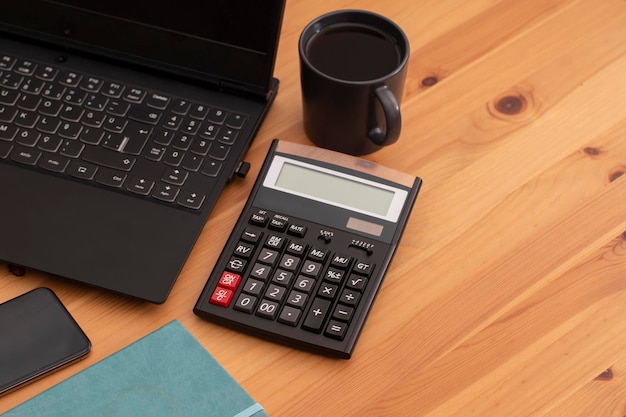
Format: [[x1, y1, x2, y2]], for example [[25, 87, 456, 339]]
[[0, 105, 18, 122], [58, 70, 82, 87], [38, 135, 63, 152], [127, 104, 161, 125], [176, 190, 205, 210], [101, 81, 125, 98], [63, 88, 87, 105], [10, 146, 41, 165], [67, 160, 98, 180], [126, 176, 155, 195], [106, 100, 130, 116], [225, 113, 246, 129], [162, 167, 188, 186], [0, 88, 20, 105], [82, 146, 136, 171], [79, 76, 103, 93], [34, 65, 58, 81], [95, 168, 127, 188], [201, 160, 222, 177], [146, 93, 170, 110], [123, 87, 146, 103], [152, 183, 180, 202], [0, 55, 16, 70], [38, 153, 70, 173], [14, 59, 37, 76], [15, 111, 39, 128], [35, 116, 61, 133], [0, 123, 18, 140], [59, 140, 85, 158], [16, 129, 40, 146]]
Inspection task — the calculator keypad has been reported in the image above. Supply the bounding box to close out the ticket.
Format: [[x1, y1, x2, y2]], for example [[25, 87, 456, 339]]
[[207, 209, 375, 341]]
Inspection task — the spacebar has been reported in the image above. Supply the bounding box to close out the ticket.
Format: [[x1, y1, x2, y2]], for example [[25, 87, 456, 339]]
[[82, 147, 136, 171]]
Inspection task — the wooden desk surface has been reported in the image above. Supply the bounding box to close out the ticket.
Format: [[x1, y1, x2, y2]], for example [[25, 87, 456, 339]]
[[2, 0, 626, 415]]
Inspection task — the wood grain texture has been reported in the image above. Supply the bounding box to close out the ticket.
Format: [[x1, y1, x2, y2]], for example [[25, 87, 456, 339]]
[[2, 0, 626, 415]]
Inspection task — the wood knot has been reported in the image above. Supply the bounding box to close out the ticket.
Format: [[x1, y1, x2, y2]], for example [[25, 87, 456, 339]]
[[487, 87, 537, 122], [495, 95, 526, 115], [583, 147, 601, 156], [421, 76, 438, 87], [608, 166, 625, 183]]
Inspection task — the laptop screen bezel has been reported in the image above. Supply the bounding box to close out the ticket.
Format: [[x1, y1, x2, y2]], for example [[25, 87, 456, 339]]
[[0, 0, 285, 97]]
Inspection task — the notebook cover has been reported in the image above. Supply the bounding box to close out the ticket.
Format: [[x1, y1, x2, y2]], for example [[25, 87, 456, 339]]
[[3, 320, 268, 417]]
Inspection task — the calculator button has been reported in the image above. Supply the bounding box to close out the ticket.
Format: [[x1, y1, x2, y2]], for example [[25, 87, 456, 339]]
[[209, 286, 234, 307], [242, 278, 265, 296], [271, 269, 294, 287], [317, 283, 338, 299], [286, 290, 308, 308], [324, 268, 346, 284], [287, 224, 307, 237], [249, 211, 268, 226], [332, 304, 354, 322], [307, 247, 329, 262], [294, 275, 316, 293], [233, 241, 255, 259], [346, 275, 368, 291], [241, 228, 262, 244], [330, 253, 352, 269], [234, 294, 257, 314], [278, 306, 302, 326], [249, 262, 272, 281], [256, 248, 279, 266], [256, 299, 280, 320], [324, 320, 348, 340], [300, 260, 323, 278], [339, 289, 361, 307], [302, 298, 331, 333], [226, 256, 247, 273], [218, 271, 241, 290], [268, 217, 287, 232], [265, 284, 287, 303], [286, 241, 307, 256], [279, 254, 300, 271], [265, 234, 286, 250], [352, 260, 374, 276]]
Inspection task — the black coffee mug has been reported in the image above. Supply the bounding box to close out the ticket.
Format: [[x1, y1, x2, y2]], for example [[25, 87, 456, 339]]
[[299, 9, 410, 156]]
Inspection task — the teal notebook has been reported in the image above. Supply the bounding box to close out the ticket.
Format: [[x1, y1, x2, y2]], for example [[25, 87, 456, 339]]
[[3, 320, 268, 417]]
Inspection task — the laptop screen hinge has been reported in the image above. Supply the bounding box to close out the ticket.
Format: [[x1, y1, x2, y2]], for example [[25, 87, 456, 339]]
[[219, 79, 269, 100], [219, 80, 249, 95]]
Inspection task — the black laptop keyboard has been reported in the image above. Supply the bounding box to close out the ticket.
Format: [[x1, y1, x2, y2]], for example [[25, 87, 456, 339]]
[[0, 54, 248, 211]]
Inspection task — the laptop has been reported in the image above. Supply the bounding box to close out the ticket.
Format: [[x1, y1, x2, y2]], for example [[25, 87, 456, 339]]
[[0, 0, 286, 303]]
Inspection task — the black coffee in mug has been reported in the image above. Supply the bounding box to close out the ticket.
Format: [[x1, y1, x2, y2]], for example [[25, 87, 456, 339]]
[[299, 10, 410, 156], [305, 24, 402, 81]]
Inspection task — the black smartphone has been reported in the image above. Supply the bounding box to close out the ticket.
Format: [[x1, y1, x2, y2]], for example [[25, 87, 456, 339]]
[[0, 287, 91, 396]]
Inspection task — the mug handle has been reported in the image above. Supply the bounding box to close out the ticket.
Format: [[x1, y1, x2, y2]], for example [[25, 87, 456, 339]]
[[368, 84, 402, 146]]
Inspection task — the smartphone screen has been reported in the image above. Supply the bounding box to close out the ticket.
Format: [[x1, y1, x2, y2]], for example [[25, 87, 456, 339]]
[[0, 287, 91, 395]]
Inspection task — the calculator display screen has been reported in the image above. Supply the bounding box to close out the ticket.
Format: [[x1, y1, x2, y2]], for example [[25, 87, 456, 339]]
[[264, 156, 408, 222]]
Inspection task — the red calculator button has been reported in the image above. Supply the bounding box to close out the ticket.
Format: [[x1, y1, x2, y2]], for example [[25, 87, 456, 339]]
[[209, 286, 234, 307], [218, 271, 241, 290]]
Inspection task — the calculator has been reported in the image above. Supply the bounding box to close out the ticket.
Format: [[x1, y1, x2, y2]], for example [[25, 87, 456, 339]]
[[194, 139, 422, 358]]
